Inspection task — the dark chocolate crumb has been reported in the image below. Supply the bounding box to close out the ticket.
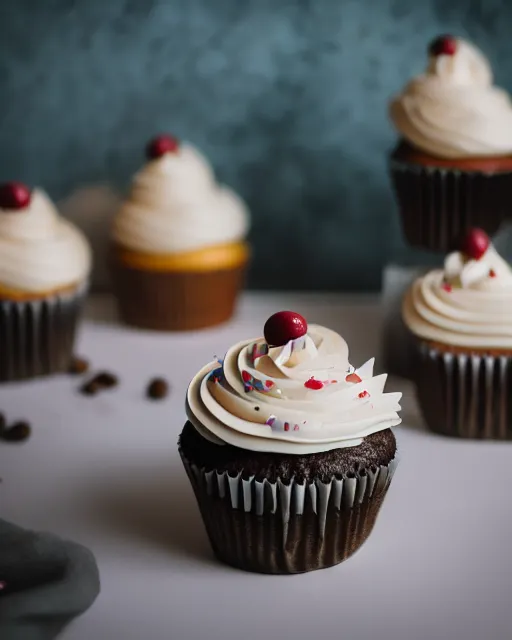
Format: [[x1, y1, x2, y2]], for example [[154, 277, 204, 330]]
[[147, 378, 169, 400], [2, 421, 31, 443], [179, 421, 396, 483], [93, 372, 118, 388], [254, 406, 260, 411], [68, 356, 90, 375]]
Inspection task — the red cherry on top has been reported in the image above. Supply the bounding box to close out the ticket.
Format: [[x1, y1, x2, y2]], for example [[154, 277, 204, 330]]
[[264, 311, 308, 347], [0, 182, 31, 210], [428, 35, 457, 57], [145, 134, 179, 160], [461, 228, 490, 261]]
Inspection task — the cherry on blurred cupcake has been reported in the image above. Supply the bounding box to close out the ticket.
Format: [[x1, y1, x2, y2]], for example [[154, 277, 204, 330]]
[[145, 135, 180, 160], [0, 182, 31, 210]]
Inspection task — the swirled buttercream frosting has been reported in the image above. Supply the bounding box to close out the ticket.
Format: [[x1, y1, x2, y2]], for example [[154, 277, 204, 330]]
[[186, 312, 402, 454], [112, 139, 250, 254], [403, 229, 512, 348], [0, 186, 91, 293], [390, 36, 512, 158]]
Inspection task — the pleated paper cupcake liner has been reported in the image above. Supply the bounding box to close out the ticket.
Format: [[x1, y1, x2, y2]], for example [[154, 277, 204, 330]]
[[179, 448, 398, 574], [415, 342, 512, 439], [111, 261, 247, 331], [0, 283, 88, 382], [389, 158, 510, 252]]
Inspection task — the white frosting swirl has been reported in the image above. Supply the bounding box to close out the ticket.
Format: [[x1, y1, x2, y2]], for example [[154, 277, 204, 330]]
[[112, 143, 250, 254], [403, 245, 512, 347], [390, 39, 512, 158], [0, 189, 91, 293], [186, 325, 402, 454]]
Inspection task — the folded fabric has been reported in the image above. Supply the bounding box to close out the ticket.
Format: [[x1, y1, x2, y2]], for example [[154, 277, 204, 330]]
[[0, 519, 100, 640]]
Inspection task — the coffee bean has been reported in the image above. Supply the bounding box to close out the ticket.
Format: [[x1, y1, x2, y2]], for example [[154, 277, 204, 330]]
[[147, 378, 169, 400], [80, 380, 101, 396], [93, 372, 118, 388], [68, 356, 90, 375], [2, 421, 31, 442], [80, 371, 118, 396]]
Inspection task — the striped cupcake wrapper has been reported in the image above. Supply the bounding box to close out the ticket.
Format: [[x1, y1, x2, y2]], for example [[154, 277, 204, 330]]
[[416, 342, 512, 439], [389, 158, 510, 253], [0, 283, 88, 382], [179, 448, 398, 574]]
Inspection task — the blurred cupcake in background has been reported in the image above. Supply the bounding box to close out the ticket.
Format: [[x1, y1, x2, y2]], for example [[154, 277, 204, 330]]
[[111, 135, 250, 331], [389, 36, 512, 252], [0, 182, 91, 382], [403, 228, 512, 439]]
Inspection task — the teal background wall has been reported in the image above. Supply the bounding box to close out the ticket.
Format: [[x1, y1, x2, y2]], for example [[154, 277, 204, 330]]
[[1, 0, 512, 290]]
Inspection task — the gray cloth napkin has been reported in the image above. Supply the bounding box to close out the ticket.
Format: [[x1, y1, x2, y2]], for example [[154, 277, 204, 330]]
[[0, 519, 100, 640]]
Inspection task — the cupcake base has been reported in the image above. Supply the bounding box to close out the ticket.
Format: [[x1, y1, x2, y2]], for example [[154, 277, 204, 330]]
[[0, 284, 87, 383], [111, 262, 246, 332], [389, 142, 511, 252], [415, 341, 512, 439], [179, 422, 398, 574]]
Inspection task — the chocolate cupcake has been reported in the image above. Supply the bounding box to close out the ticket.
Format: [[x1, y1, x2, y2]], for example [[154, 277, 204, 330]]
[[0, 183, 91, 382], [403, 228, 512, 439], [389, 36, 512, 252], [180, 311, 402, 574], [111, 135, 250, 331]]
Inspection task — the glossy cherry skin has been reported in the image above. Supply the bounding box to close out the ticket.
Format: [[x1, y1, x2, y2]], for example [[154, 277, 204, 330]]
[[263, 311, 308, 347]]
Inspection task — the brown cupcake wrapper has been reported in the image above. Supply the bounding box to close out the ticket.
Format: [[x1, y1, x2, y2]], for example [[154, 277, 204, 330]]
[[0, 283, 88, 382], [179, 448, 398, 574], [389, 158, 510, 252], [111, 262, 247, 331], [415, 341, 512, 439]]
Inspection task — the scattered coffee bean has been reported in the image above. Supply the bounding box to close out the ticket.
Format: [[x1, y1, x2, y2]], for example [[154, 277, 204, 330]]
[[147, 378, 169, 400], [80, 380, 101, 396], [79, 371, 119, 396], [2, 421, 31, 443], [93, 372, 118, 388], [68, 356, 90, 375]]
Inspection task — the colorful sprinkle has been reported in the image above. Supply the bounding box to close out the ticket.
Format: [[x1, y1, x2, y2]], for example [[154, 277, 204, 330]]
[[293, 424, 299, 431], [490, 269, 497, 278], [442, 283, 452, 292], [209, 367, 224, 383], [242, 370, 276, 394], [266, 416, 276, 427], [304, 377, 324, 390], [346, 372, 362, 384], [284, 422, 290, 431], [358, 390, 370, 399]]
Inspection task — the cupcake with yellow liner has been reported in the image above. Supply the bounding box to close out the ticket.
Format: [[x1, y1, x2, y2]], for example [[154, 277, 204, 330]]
[[389, 35, 512, 252], [111, 135, 250, 331], [0, 182, 91, 382], [180, 311, 402, 574], [403, 228, 512, 439]]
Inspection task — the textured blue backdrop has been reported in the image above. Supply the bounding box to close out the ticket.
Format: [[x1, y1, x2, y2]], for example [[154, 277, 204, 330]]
[[1, 0, 512, 290]]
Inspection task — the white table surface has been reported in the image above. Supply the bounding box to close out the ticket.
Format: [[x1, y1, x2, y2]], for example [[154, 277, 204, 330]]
[[1, 293, 511, 640]]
